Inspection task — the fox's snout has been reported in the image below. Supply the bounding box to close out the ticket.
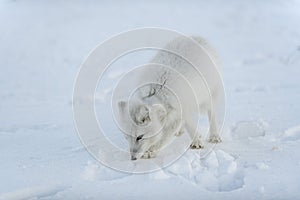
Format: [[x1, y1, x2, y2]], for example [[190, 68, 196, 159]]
[[130, 149, 139, 161], [131, 155, 137, 160]]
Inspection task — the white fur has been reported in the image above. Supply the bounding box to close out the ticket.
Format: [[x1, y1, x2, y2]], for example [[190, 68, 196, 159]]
[[118, 36, 222, 160]]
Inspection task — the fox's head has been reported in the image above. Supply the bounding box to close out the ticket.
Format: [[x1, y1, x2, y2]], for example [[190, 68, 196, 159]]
[[118, 100, 166, 160]]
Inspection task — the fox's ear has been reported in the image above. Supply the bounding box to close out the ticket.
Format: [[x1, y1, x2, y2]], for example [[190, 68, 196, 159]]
[[118, 100, 127, 114]]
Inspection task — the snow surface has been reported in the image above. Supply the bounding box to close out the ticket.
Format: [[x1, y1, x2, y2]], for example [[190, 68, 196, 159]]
[[1, 0, 300, 199]]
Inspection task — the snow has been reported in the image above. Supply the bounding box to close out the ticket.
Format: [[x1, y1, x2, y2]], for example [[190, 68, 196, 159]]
[[230, 120, 266, 139], [0, 185, 67, 200], [1, 0, 300, 199], [281, 126, 300, 142]]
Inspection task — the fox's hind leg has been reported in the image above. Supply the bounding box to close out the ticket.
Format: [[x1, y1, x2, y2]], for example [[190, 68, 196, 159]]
[[207, 108, 222, 143], [185, 117, 204, 149]]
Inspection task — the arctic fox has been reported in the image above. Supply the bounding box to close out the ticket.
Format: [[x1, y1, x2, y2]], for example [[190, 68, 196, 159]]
[[118, 36, 223, 160]]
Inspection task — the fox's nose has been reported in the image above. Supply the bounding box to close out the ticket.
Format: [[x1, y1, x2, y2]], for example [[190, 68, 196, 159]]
[[131, 156, 137, 160]]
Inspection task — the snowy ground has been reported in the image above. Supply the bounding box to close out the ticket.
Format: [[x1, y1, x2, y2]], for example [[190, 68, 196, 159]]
[[1, 0, 300, 199]]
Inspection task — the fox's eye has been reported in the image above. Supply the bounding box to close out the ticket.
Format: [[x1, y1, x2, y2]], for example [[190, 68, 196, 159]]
[[142, 115, 150, 123], [137, 115, 150, 125], [136, 135, 144, 142]]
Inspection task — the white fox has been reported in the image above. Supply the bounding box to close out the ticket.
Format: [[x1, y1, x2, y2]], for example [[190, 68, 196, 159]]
[[118, 36, 223, 160]]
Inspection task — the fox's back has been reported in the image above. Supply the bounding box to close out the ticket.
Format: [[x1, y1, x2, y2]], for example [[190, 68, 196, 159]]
[[148, 36, 222, 112]]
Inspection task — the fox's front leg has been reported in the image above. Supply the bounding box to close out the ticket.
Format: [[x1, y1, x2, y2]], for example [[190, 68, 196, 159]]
[[175, 126, 184, 137], [141, 142, 163, 159], [141, 150, 156, 159]]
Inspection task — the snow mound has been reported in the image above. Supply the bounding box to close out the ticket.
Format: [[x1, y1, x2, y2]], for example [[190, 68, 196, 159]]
[[82, 150, 244, 192], [166, 150, 244, 192], [231, 121, 266, 139], [281, 126, 300, 142], [148, 170, 170, 180], [255, 162, 270, 170]]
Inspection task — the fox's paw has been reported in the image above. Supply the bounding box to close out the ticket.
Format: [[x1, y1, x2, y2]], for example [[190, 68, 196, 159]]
[[190, 138, 204, 149], [208, 135, 222, 143], [141, 151, 156, 159], [175, 129, 184, 137]]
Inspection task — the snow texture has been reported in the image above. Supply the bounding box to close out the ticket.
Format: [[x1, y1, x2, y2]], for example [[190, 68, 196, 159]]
[[1, 0, 300, 199]]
